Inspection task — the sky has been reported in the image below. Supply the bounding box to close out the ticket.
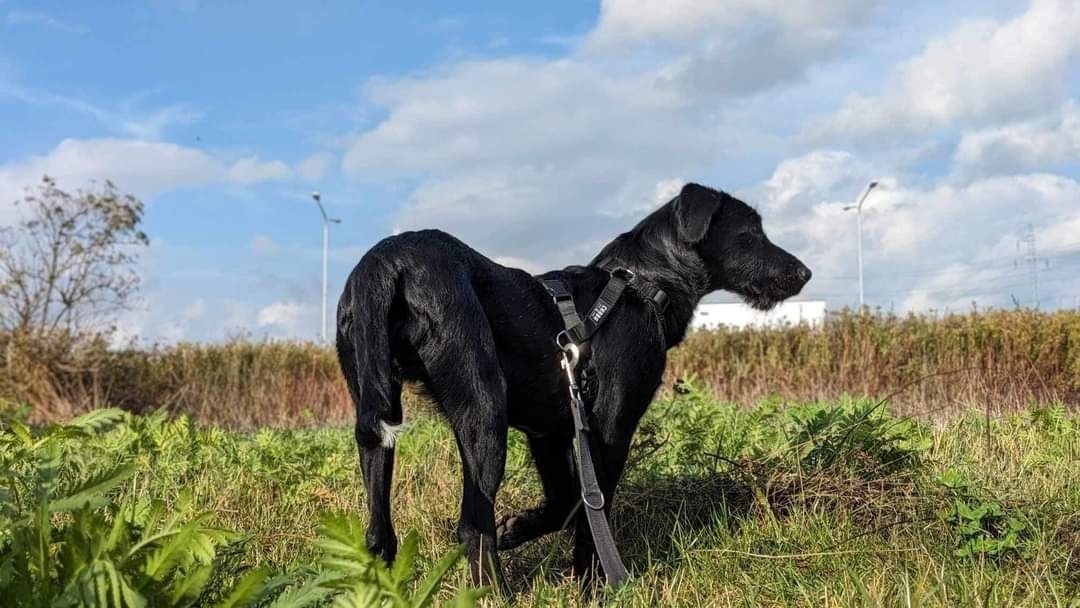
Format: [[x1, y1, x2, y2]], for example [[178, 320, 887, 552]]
[[1, 0, 1079, 343]]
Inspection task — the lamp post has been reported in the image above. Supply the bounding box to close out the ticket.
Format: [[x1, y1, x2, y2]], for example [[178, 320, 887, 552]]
[[843, 181, 879, 310], [312, 191, 341, 343]]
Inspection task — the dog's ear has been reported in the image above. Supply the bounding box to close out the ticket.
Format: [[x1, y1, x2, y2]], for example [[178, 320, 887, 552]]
[[673, 183, 723, 243]]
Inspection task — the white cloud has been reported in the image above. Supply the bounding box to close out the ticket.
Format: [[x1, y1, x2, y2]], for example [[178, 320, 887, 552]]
[[749, 149, 1080, 311], [586, 0, 877, 97], [119, 294, 273, 345], [0, 78, 201, 139], [5, 10, 86, 34], [256, 301, 317, 336], [251, 235, 284, 256], [345, 58, 710, 175], [1038, 211, 1080, 253], [227, 157, 292, 184], [755, 150, 872, 215], [650, 178, 684, 208], [809, 0, 1080, 142], [338, 0, 883, 269], [586, 0, 871, 51], [0, 138, 295, 223], [953, 101, 1080, 180], [344, 57, 730, 266], [491, 256, 544, 274], [296, 152, 334, 181], [118, 104, 202, 140]]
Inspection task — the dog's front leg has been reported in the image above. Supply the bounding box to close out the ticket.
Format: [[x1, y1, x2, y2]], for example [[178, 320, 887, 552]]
[[496, 434, 578, 550]]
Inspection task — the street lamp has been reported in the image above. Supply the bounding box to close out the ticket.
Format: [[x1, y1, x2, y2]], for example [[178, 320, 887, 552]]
[[843, 181, 879, 310], [312, 191, 341, 343]]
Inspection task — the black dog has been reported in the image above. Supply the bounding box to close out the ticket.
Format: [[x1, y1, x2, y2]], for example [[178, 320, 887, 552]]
[[335, 183, 810, 589]]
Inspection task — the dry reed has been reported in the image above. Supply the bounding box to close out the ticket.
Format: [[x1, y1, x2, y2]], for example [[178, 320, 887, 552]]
[[3, 309, 1077, 427]]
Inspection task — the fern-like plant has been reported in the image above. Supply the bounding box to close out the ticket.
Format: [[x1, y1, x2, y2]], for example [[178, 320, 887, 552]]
[[273, 512, 486, 608], [0, 409, 286, 606], [1, 409, 482, 607]]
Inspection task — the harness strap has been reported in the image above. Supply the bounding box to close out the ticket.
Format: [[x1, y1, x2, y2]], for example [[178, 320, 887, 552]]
[[544, 279, 589, 343], [541, 272, 632, 588], [597, 259, 670, 349], [540, 266, 672, 587], [543, 270, 631, 345]]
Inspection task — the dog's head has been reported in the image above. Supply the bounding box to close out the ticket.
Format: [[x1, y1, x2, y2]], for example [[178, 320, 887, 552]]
[[672, 183, 811, 310]]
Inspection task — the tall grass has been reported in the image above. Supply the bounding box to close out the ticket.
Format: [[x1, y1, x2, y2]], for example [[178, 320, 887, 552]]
[[670, 309, 1080, 415], [2, 334, 348, 428], [3, 309, 1078, 427]]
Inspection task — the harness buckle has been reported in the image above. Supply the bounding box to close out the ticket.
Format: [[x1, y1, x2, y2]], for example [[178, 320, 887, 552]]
[[610, 267, 635, 282]]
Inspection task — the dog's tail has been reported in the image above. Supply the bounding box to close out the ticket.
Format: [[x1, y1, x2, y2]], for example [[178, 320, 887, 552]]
[[336, 257, 402, 449]]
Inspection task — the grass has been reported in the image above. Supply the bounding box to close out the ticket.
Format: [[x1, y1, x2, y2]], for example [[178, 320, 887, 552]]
[[5, 309, 1079, 428], [668, 308, 1080, 415], [3, 382, 1077, 606]]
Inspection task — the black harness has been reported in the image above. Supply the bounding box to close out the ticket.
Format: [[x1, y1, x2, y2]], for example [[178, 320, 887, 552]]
[[541, 265, 668, 589]]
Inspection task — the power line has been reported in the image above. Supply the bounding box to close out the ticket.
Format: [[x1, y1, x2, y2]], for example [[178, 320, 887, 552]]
[[809, 242, 1080, 282], [807, 273, 1079, 301], [805, 266, 1078, 299]]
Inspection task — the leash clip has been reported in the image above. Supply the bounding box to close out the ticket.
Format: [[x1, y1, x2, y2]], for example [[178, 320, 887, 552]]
[[559, 342, 591, 435], [559, 343, 580, 383], [555, 332, 580, 370]]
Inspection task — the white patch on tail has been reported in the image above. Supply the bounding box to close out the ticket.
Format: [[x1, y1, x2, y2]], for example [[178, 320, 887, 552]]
[[378, 421, 402, 448]]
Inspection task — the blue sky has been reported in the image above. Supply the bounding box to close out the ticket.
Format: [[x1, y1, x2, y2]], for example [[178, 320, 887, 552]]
[[2, 0, 1079, 342]]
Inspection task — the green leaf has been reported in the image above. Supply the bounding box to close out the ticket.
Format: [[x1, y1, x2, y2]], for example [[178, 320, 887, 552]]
[[450, 586, 488, 608], [66, 408, 128, 436], [50, 464, 136, 513], [410, 543, 465, 608], [391, 531, 418, 586], [267, 571, 338, 608], [5, 419, 33, 446], [142, 513, 215, 581], [215, 567, 272, 608], [168, 564, 213, 606]]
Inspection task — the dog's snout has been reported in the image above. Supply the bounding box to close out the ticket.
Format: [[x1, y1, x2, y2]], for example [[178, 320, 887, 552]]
[[794, 263, 811, 285]]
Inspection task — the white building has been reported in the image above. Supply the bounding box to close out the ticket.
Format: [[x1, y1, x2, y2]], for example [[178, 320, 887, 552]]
[[690, 300, 827, 330]]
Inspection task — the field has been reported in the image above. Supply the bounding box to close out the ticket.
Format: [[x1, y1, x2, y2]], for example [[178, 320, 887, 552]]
[[2, 310, 1079, 605], [3, 380, 1077, 606]]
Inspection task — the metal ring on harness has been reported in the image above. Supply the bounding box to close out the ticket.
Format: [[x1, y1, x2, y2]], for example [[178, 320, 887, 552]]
[[555, 329, 574, 350], [582, 489, 606, 510]]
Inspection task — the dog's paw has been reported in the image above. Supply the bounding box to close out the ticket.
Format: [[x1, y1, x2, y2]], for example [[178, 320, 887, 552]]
[[496, 508, 542, 551], [496, 512, 525, 551]]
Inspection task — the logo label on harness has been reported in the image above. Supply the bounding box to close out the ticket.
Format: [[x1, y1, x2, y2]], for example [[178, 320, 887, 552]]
[[589, 303, 609, 323]]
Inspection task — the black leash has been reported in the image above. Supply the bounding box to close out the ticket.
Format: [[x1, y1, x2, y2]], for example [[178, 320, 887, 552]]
[[558, 338, 629, 588], [541, 266, 668, 589]]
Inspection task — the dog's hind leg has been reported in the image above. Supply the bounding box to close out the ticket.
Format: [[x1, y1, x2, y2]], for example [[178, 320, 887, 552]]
[[356, 378, 402, 563], [420, 328, 509, 591], [496, 434, 577, 550], [336, 304, 402, 564]]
